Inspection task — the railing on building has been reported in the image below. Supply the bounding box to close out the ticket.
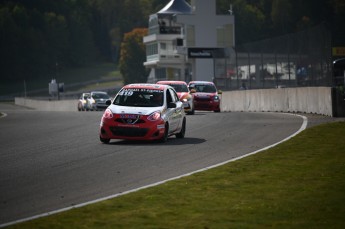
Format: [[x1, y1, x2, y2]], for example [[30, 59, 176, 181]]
[[149, 25, 182, 35], [146, 51, 184, 64]]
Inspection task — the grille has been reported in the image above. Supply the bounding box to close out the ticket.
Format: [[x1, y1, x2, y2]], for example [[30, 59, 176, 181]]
[[109, 126, 149, 137], [194, 97, 211, 101], [115, 118, 145, 124], [196, 103, 211, 108]]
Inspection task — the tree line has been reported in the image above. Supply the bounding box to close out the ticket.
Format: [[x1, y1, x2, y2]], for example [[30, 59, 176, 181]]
[[0, 0, 343, 83]]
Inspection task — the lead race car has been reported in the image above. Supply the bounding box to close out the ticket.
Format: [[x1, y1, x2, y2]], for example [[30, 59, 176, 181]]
[[99, 84, 186, 143]]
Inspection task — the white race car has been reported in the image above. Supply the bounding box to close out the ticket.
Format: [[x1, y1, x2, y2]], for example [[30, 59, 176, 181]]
[[99, 84, 186, 143]]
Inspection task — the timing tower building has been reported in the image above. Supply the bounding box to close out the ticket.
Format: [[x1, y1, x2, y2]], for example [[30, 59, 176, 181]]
[[143, 0, 235, 82]]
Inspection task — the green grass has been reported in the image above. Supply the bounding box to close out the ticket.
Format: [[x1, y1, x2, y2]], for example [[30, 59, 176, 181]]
[[0, 62, 122, 96], [7, 121, 345, 229]]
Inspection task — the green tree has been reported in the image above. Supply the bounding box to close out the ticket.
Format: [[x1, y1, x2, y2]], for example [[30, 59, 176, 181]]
[[0, 0, 98, 83], [217, 0, 266, 44], [271, 0, 292, 34], [119, 28, 148, 84], [330, 0, 345, 46], [89, 0, 125, 61], [44, 12, 68, 68]]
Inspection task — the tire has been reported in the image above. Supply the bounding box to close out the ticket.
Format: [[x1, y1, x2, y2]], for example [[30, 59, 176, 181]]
[[187, 109, 195, 115], [176, 118, 186, 139], [159, 123, 169, 143], [100, 136, 110, 144]]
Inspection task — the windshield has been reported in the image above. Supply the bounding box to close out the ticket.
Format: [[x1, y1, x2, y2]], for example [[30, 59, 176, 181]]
[[92, 93, 110, 99], [113, 88, 164, 107], [168, 84, 189, 92], [190, 84, 217, 93]]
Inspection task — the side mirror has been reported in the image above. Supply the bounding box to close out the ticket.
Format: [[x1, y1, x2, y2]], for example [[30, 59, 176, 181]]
[[106, 100, 112, 106], [218, 90, 223, 94], [167, 102, 177, 108]]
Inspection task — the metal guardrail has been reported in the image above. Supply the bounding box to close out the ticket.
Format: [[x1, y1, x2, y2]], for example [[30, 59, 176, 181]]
[[0, 79, 122, 101]]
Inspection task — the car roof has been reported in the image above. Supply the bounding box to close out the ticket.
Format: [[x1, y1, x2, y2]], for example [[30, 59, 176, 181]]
[[333, 58, 345, 66], [123, 83, 168, 90], [156, 80, 187, 85], [91, 91, 108, 94], [188, 81, 215, 85]]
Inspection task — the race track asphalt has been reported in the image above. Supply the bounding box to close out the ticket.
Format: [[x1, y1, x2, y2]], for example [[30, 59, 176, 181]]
[[0, 103, 305, 225]]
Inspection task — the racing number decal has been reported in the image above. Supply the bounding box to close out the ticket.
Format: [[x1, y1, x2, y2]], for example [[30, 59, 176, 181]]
[[119, 89, 134, 96]]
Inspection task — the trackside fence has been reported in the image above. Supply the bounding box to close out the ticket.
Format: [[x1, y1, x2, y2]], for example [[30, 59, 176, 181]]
[[214, 23, 333, 90]]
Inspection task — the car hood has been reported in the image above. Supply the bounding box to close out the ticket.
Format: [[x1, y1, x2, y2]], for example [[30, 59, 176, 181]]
[[108, 105, 162, 115], [94, 98, 110, 102], [176, 92, 190, 100]]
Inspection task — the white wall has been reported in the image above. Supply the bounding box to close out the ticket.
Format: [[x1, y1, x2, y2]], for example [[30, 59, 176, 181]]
[[220, 87, 333, 116], [15, 98, 78, 112], [15, 87, 334, 116]]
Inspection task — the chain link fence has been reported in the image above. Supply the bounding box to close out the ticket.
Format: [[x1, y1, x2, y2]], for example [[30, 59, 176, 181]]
[[214, 23, 333, 90]]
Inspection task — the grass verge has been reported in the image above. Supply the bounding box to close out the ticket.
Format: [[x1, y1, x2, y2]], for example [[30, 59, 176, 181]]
[[7, 121, 345, 229]]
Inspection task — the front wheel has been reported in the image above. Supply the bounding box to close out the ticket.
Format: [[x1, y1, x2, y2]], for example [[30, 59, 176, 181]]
[[100, 136, 110, 144], [187, 108, 195, 115], [159, 123, 169, 143], [176, 118, 186, 139]]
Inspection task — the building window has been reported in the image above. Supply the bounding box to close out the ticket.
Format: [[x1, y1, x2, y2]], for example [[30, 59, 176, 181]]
[[156, 68, 167, 80], [186, 25, 195, 47], [146, 43, 158, 56], [217, 25, 233, 47]]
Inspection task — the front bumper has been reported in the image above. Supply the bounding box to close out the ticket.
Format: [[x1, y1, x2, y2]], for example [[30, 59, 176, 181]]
[[100, 116, 165, 141], [193, 100, 220, 111], [182, 101, 193, 112], [91, 103, 109, 110]]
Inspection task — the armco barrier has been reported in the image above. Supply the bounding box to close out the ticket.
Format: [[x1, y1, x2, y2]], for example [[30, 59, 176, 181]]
[[15, 87, 334, 116]]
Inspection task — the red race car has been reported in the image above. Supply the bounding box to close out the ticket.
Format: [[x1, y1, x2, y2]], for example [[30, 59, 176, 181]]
[[188, 81, 222, 112], [99, 84, 186, 143], [156, 80, 195, 115]]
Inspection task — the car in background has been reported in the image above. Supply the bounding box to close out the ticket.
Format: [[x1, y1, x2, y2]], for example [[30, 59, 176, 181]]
[[87, 91, 111, 111], [77, 93, 90, 111], [156, 80, 195, 115], [99, 83, 186, 143], [188, 81, 222, 112]]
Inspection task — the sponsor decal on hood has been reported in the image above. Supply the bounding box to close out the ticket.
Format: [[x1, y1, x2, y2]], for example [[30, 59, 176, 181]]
[[194, 92, 217, 97], [108, 105, 162, 116], [177, 92, 189, 100]]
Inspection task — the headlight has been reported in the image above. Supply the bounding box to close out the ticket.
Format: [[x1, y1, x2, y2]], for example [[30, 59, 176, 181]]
[[182, 96, 192, 102], [102, 109, 113, 119], [214, 96, 219, 101], [147, 111, 161, 121]]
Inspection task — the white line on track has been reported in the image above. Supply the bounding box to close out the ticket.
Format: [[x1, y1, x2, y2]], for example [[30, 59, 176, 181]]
[[0, 113, 308, 228], [0, 112, 7, 119]]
